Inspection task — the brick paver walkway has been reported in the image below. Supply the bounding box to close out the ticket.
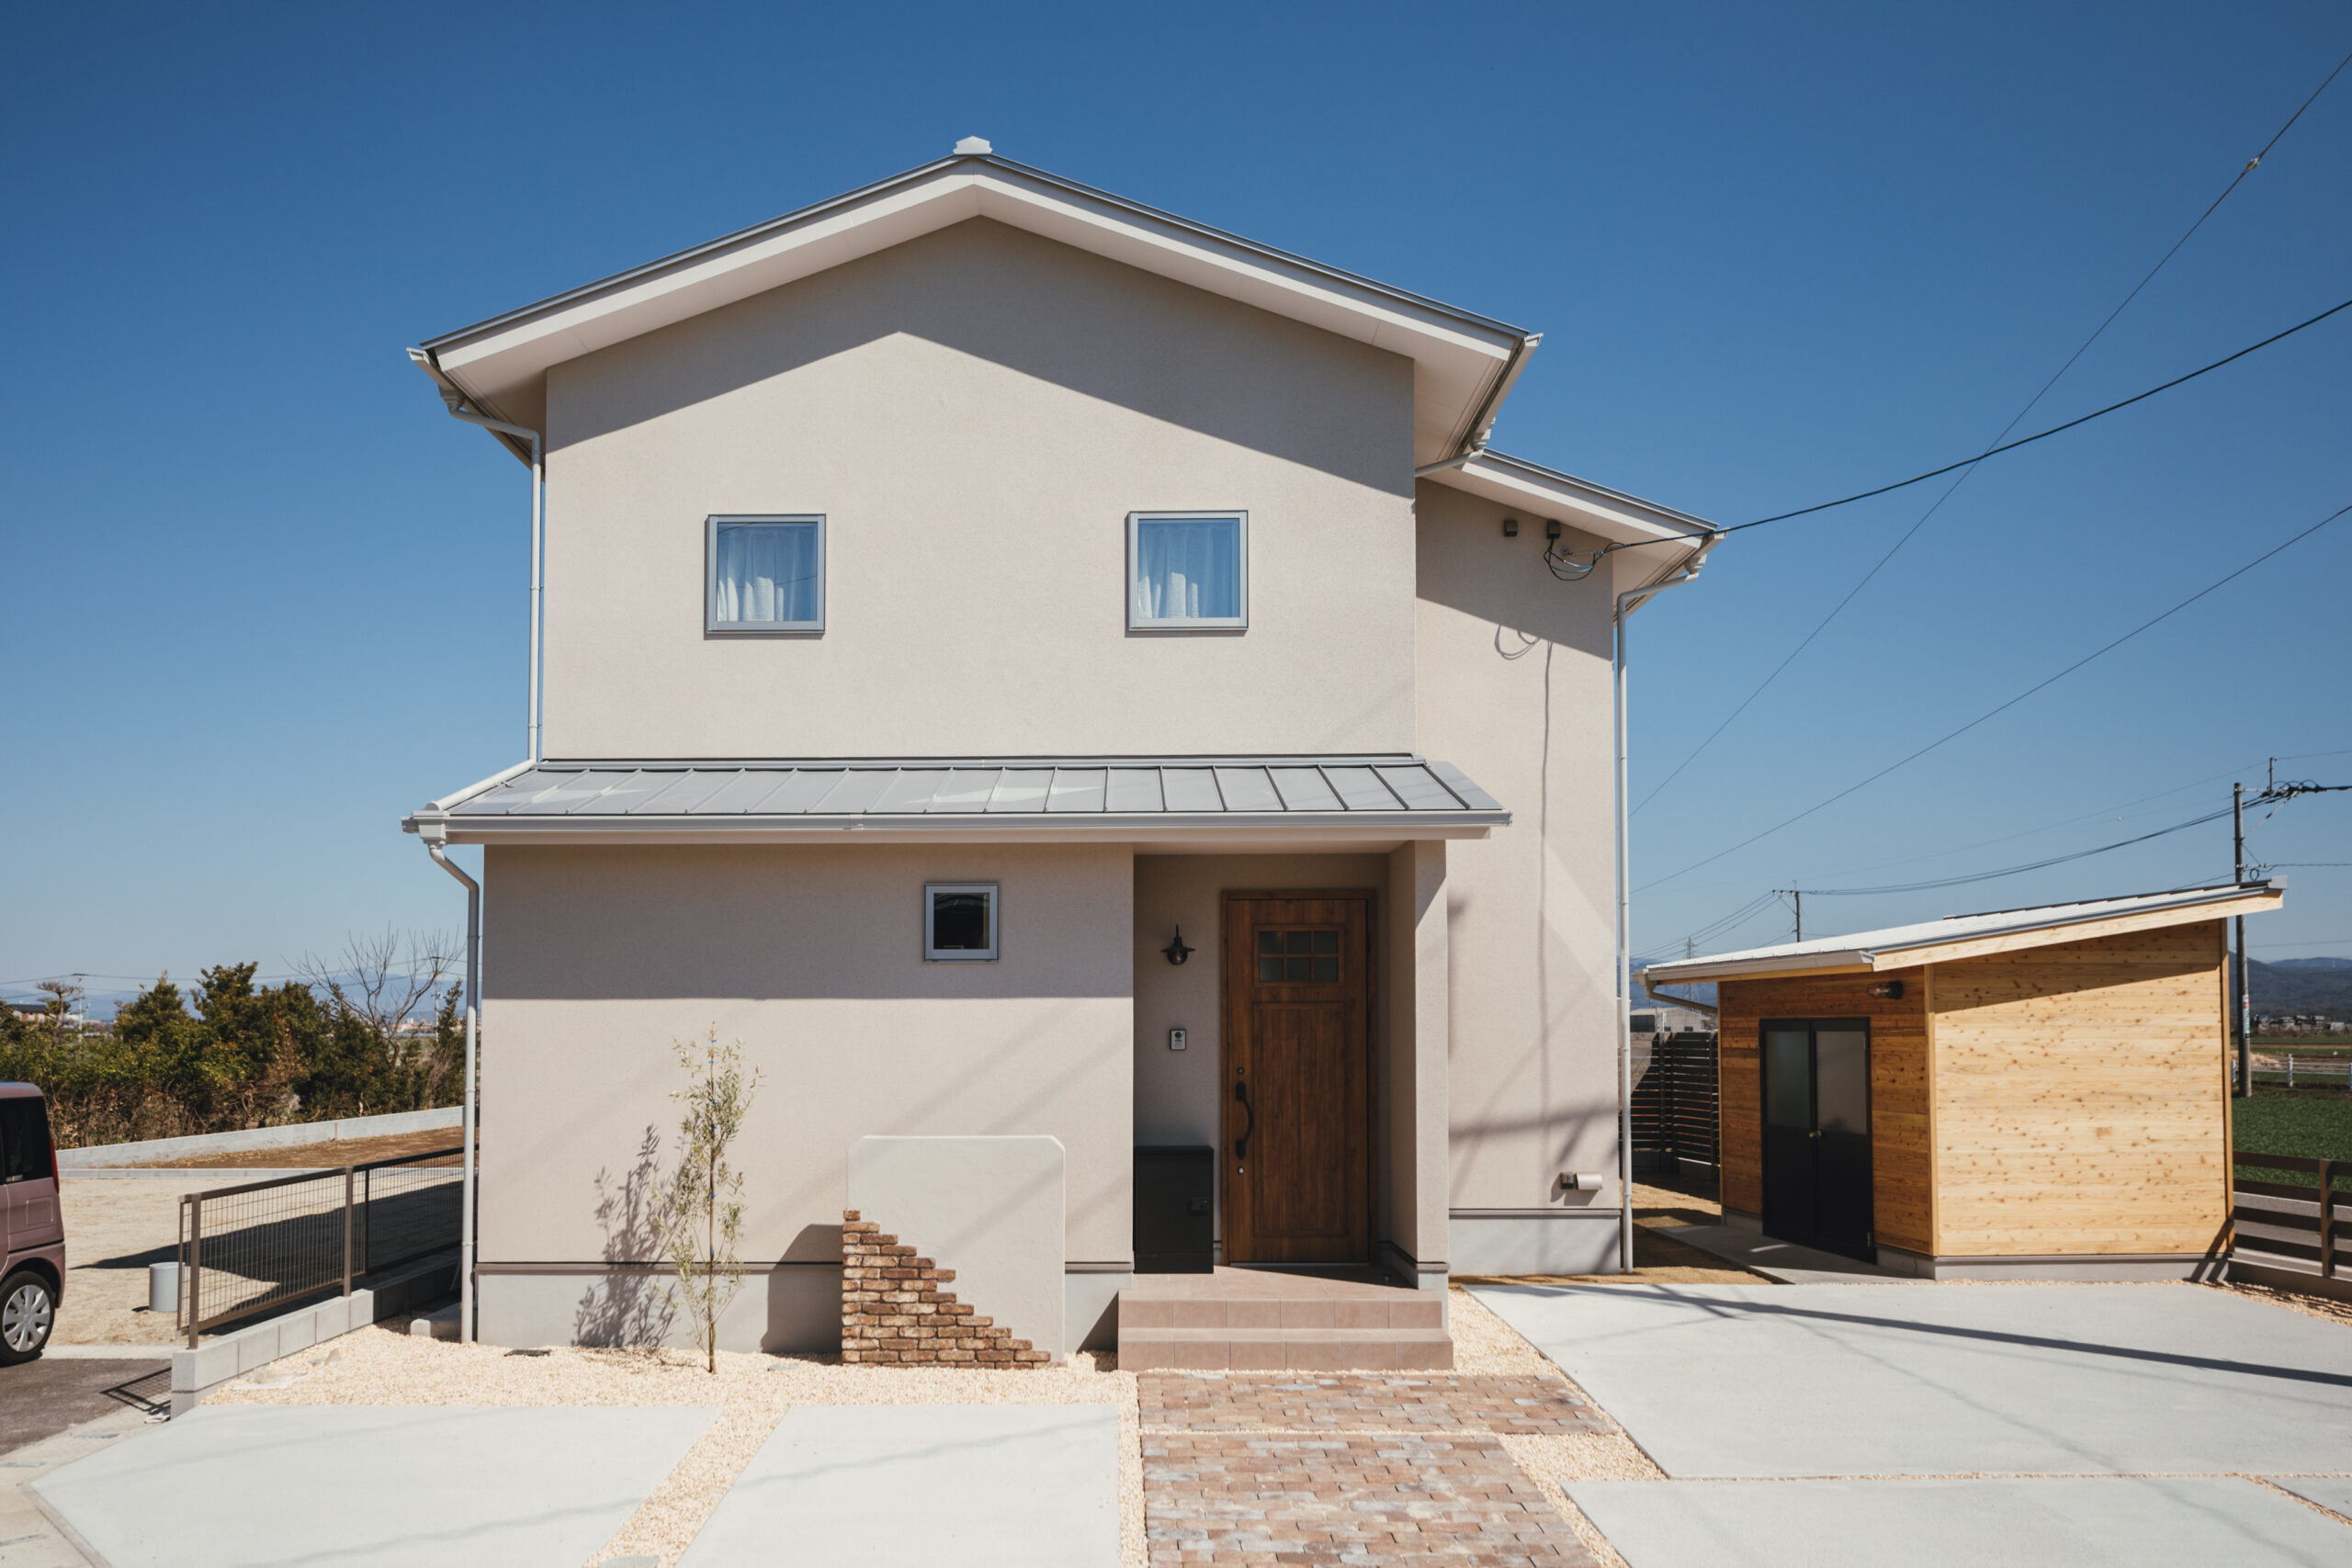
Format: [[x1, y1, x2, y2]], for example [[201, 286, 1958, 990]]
[[1141, 1374, 1602, 1566]]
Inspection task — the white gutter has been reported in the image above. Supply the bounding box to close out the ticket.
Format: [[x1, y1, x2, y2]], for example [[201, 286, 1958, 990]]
[[1613, 534, 1721, 1275], [422, 833, 481, 1346], [407, 348, 546, 763]]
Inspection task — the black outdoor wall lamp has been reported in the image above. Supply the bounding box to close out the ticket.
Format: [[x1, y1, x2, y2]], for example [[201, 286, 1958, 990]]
[[1162, 927, 1194, 965]]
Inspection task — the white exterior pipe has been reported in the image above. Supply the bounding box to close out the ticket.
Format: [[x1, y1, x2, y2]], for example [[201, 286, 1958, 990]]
[[424, 837, 481, 1343], [443, 410, 546, 762], [1613, 540, 1718, 1273]]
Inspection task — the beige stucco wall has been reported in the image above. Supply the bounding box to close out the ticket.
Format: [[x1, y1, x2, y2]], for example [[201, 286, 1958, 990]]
[[478, 841, 1135, 1274], [1413, 480, 1634, 1224], [538, 218, 1418, 759]]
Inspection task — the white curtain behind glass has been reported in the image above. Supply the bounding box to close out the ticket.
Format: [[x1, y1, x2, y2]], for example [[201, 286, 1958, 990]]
[[1133, 517, 1239, 621], [714, 523, 820, 624]]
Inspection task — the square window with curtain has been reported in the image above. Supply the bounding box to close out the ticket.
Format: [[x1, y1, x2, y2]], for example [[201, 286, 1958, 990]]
[[924, 884, 999, 962], [707, 514, 825, 633], [1128, 512, 1246, 629]]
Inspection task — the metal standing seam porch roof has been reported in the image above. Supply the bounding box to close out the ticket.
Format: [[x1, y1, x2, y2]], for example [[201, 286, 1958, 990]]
[[403, 756, 1508, 843], [1638, 881, 2283, 986]]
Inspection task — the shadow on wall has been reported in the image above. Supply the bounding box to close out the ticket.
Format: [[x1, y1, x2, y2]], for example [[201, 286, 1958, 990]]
[[552, 219, 1409, 493], [575, 1125, 678, 1348]]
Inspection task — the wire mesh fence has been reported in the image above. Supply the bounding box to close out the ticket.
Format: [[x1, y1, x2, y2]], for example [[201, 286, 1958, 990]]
[[176, 1146, 462, 1345]]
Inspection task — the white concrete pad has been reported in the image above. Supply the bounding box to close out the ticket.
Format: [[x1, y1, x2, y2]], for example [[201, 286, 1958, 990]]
[[1566, 1478, 2352, 1567], [679, 1404, 1119, 1566], [1472, 1282, 2352, 1477], [33, 1404, 715, 1568], [2266, 1476, 2352, 1519]]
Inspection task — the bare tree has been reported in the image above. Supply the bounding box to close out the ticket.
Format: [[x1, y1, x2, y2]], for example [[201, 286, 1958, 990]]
[[292, 928, 458, 1042]]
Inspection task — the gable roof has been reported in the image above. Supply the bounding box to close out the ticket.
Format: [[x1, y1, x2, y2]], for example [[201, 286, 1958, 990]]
[[1638, 881, 2282, 984], [414, 147, 1539, 468]]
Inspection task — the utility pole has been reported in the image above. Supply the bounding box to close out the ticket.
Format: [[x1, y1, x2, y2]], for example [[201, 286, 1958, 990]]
[[2233, 784, 2251, 1098]]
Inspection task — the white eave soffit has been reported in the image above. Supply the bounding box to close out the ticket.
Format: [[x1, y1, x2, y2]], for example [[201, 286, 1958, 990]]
[[1423, 451, 1716, 547], [424, 156, 1535, 467]]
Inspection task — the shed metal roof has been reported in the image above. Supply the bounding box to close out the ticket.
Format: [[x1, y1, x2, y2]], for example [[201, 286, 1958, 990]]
[[405, 756, 1506, 843], [1638, 881, 2282, 985]]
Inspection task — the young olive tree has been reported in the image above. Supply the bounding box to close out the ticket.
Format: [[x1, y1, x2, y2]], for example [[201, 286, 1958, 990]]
[[660, 1031, 761, 1372]]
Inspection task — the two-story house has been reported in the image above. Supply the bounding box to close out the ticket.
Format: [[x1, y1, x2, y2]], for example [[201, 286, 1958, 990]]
[[402, 141, 1716, 1359]]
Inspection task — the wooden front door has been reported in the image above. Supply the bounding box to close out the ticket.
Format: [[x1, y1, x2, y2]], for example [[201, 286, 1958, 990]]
[[1222, 893, 1374, 1265], [1760, 1018, 1874, 1260]]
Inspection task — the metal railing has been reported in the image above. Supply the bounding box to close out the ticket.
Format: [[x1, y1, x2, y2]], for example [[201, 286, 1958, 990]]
[[2231, 1152, 2346, 1283], [176, 1146, 463, 1347]]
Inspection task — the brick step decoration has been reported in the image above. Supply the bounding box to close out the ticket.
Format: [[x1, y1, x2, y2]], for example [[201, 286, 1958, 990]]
[[840, 1209, 1049, 1368], [1117, 1277, 1454, 1371]]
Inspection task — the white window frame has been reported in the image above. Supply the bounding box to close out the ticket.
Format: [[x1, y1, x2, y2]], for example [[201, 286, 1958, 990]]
[[923, 883, 1000, 963], [1126, 510, 1248, 631], [706, 513, 826, 635]]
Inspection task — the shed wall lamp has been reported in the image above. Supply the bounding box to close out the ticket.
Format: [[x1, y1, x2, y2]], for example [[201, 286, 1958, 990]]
[[1162, 927, 1194, 965], [1867, 980, 1905, 999]]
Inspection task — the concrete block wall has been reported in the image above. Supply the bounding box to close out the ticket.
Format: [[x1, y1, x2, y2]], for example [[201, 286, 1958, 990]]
[[170, 1254, 458, 1415]]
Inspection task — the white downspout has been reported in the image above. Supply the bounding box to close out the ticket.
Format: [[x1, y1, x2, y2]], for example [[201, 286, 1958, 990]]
[[424, 836, 481, 1343], [1614, 536, 1719, 1273]]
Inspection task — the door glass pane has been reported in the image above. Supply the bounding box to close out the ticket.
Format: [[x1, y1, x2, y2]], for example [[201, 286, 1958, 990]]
[[1765, 1029, 1811, 1128], [1259, 931, 1281, 954], [1815, 1029, 1870, 1134], [1258, 956, 1283, 982]]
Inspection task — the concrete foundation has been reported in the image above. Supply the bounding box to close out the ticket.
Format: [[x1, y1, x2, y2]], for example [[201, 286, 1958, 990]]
[[1448, 1211, 1616, 1276]]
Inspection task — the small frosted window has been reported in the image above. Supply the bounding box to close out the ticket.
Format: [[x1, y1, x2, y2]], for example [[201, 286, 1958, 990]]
[[1129, 513, 1245, 628], [708, 516, 823, 632]]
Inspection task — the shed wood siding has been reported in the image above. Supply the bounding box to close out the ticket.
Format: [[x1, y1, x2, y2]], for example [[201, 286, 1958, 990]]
[[1716, 969, 1931, 1254], [1927, 921, 2228, 1258]]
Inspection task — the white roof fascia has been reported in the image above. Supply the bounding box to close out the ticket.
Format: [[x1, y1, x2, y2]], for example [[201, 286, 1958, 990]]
[[403, 814, 1499, 846], [422, 155, 1534, 468], [1424, 450, 1717, 547], [1639, 882, 2282, 986]]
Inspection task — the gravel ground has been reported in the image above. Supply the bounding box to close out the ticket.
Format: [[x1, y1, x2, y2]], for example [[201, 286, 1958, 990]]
[[209, 1325, 1143, 1568], [52, 1180, 186, 1345]]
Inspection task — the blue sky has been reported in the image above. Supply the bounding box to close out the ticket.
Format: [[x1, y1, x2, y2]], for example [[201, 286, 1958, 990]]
[[3, 2, 2346, 1010]]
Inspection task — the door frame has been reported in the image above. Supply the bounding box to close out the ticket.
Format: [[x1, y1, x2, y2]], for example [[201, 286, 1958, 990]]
[[1757, 1016, 1875, 1260], [1218, 888, 1380, 1267]]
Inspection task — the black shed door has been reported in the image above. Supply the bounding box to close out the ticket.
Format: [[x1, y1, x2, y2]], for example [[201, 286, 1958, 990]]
[[1760, 1020, 1873, 1261]]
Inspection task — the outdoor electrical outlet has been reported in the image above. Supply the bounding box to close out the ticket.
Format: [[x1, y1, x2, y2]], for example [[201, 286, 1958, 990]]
[[1169, 1028, 1188, 1051]]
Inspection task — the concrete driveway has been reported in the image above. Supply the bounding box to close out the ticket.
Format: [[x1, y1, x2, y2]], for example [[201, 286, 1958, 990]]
[[1473, 1282, 2352, 1567]]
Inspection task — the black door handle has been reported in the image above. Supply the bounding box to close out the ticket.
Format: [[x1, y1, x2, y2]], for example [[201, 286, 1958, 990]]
[[1233, 1080, 1254, 1160]]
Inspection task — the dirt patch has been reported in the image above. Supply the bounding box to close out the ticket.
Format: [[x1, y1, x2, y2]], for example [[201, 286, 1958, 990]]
[[52, 1181, 189, 1345], [130, 1128, 465, 1168]]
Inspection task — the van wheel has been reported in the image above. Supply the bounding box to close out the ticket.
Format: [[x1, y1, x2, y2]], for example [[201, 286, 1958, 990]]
[[0, 1271, 56, 1363]]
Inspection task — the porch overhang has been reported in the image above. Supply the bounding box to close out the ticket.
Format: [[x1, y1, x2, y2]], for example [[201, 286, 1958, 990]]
[[403, 756, 1508, 848]]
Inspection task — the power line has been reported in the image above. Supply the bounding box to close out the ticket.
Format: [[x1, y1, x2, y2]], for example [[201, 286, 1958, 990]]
[[1630, 54, 2350, 814], [1729, 298, 2350, 536], [1638, 499, 2352, 893], [1792, 805, 2235, 897]]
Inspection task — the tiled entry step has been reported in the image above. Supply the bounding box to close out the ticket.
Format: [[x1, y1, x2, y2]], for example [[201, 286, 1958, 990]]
[[1118, 1269, 1453, 1371]]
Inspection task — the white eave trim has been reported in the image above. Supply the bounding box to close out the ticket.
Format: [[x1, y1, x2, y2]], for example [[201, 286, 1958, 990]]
[[401, 809, 1503, 845], [1422, 450, 1715, 547], [1638, 883, 2282, 985]]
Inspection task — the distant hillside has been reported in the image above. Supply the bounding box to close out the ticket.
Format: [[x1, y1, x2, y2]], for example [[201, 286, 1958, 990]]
[[2249, 958, 2352, 1018]]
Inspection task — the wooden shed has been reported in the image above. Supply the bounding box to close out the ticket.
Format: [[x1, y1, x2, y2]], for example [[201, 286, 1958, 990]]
[[1639, 882, 2282, 1280]]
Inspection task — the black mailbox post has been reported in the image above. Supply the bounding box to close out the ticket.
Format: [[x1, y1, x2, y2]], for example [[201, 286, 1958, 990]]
[[1134, 1145, 1215, 1273]]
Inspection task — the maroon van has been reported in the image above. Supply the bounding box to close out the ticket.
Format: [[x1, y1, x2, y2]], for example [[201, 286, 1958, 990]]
[[0, 1085, 62, 1363]]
